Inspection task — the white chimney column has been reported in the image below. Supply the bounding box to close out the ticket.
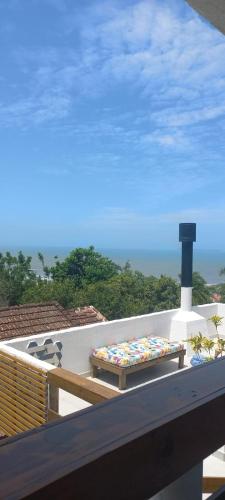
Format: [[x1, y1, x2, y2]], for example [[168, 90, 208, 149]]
[[181, 287, 192, 312], [170, 223, 207, 347]]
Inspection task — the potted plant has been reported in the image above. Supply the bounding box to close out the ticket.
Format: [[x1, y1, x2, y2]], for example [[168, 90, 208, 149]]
[[209, 315, 225, 358], [202, 337, 215, 361], [185, 332, 211, 366], [185, 316, 225, 366], [209, 315, 223, 339]]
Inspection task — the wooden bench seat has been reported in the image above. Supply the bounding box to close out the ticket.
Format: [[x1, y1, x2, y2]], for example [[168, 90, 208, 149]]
[[90, 336, 186, 390]]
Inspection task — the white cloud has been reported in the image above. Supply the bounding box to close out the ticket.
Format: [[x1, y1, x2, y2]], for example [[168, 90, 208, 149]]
[[2, 0, 225, 135], [141, 128, 187, 147], [153, 104, 225, 127], [89, 205, 225, 230]]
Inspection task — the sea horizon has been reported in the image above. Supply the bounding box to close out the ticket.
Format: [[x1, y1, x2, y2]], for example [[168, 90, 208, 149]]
[[1, 246, 225, 285]]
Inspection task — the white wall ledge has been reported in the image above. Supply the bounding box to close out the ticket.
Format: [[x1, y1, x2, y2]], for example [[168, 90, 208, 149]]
[[3, 302, 225, 375]]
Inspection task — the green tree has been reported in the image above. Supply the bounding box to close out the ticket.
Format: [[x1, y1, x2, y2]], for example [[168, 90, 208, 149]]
[[218, 285, 225, 303], [72, 269, 152, 320], [21, 278, 76, 308], [47, 246, 121, 287], [0, 251, 36, 306], [37, 252, 50, 277], [192, 272, 211, 305], [151, 275, 180, 311], [72, 271, 179, 320]]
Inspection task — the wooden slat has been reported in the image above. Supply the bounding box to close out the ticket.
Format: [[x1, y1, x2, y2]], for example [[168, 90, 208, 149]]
[[203, 476, 225, 493], [0, 348, 48, 369], [0, 418, 18, 437], [0, 352, 47, 381], [0, 383, 46, 416], [0, 408, 27, 434], [2, 357, 225, 498], [0, 365, 46, 396], [0, 401, 36, 432], [48, 367, 118, 404], [0, 359, 47, 389], [0, 389, 45, 421], [0, 357, 46, 383], [0, 397, 46, 429], [0, 349, 48, 437], [0, 351, 47, 376], [0, 390, 45, 426], [0, 369, 46, 403]]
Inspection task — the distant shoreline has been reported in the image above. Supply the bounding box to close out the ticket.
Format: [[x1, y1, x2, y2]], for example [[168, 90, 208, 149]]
[[1, 247, 225, 285]]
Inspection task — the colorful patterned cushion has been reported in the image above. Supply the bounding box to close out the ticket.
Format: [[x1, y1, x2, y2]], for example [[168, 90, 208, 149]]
[[92, 336, 184, 367]]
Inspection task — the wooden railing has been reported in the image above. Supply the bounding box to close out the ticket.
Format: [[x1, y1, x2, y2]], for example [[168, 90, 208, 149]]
[[1, 357, 225, 498], [48, 367, 118, 405], [47, 366, 118, 419], [0, 345, 118, 435], [0, 346, 48, 436], [209, 483, 225, 499], [203, 477, 225, 494]]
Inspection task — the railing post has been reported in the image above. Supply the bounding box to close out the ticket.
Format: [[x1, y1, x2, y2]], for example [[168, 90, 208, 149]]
[[49, 384, 59, 414]]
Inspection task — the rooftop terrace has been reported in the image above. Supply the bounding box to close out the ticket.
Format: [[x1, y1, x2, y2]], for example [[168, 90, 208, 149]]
[[0, 299, 224, 498]]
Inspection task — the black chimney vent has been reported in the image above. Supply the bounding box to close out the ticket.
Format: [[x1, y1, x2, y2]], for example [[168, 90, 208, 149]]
[[179, 223, 196, 243], [179, 223, 196, 288]]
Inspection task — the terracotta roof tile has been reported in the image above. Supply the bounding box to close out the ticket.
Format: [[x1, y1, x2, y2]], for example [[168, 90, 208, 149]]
[[66, 306, 107, 326], [0, 302, 106, 341]]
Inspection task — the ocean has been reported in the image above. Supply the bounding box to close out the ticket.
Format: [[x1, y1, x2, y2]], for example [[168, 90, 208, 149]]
[[1, 247, 225, 285]]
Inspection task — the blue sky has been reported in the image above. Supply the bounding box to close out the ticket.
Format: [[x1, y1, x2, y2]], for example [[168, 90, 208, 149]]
[[1, 0, 225, 250]]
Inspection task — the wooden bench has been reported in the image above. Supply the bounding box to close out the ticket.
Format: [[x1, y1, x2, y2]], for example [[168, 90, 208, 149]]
[[90, 337, 186, 390]]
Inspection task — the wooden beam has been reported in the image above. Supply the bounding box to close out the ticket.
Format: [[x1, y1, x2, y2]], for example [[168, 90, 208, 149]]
[[1, 358, 225, 499], [47, 367, 119, 404], [203, 476, 225, 493], [208, 483, 225, 499], [187, 0, 225, 36], [49, 384, 59, 414], [48, 409, 61, 422]]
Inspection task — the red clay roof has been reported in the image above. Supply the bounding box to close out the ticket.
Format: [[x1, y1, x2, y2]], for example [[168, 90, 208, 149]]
[[0, 302, 106, 341], [66, 306, 107, 326]]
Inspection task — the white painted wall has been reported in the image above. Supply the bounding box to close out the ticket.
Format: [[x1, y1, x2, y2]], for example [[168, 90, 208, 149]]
[[4, 308, 178, 375], [194, 303, 225, 337], [4, 303, 222, 376]]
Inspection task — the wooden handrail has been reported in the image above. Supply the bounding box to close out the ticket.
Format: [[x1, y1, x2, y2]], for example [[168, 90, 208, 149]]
[[48, 367, 119, 404], [208, 483, 225, 499], [48, 409, 61, 422], [203, 476, 225, 493], [1, 357, 225, 498]]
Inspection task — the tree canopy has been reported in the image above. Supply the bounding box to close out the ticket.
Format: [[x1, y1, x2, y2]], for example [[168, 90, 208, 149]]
[[45, 246, 121, 287], [0, 251, 36, 306], [0, 248, 213, 319], [192, 272, 211, 305]]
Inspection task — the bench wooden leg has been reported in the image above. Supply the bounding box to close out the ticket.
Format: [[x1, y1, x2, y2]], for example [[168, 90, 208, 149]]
[[178, 353, 185, 369], [91, 364, 98, 378], [119, 370, 126, 390]]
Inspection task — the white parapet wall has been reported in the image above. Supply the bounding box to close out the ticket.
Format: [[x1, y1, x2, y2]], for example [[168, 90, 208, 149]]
[[170, 302, 224, 354], [4, 308, 178, 375], [3, 303, 224, 376]]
